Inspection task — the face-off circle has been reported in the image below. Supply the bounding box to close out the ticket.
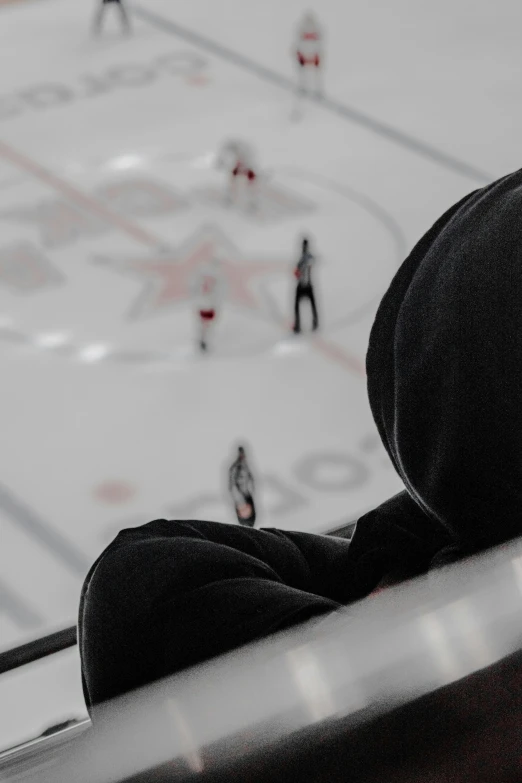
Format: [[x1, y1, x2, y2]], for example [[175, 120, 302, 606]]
[[0, 153, 405, 367]]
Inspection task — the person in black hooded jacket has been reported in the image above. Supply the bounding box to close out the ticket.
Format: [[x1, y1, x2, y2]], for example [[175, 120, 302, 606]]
[[79, 169, 522, 715]]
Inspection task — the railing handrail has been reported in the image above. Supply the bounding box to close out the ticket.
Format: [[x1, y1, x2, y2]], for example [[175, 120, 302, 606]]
[[0, 718, 91, 765], [0, 626, 78, 676]]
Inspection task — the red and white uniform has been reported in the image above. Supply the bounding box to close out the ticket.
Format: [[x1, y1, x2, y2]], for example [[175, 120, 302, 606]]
[[218, 140, 259, 210], [191, 260, 225, 321], [295, 14, 322, 67], [222, 140, 256, 181]]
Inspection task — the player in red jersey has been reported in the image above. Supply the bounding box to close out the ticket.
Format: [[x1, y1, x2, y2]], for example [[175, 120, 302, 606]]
[[191, 256, 226, 352], [92, 0, 131, 36], [217, 140, 259, 211], [294, 12, 324, 100]]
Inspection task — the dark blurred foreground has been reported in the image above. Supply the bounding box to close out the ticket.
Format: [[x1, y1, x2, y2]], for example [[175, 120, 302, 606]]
[[2, 537, 522, 783]]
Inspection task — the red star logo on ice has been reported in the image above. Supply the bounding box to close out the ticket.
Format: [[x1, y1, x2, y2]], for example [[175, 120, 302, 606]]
[[94, 225, 290, 320]]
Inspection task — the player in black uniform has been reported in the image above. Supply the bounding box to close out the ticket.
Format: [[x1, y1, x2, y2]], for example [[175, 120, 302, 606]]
[[92, 0, 131, 36], [293, 236, 319, 334], [228, 446, 256, 527]]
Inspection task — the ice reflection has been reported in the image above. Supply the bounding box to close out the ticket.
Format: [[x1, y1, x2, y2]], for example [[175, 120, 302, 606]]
[[77, 343, 111, 362], [106, 154, 143, 171], [166, 698, 204, 774], [286, 645, 336, 723], [33, 331, 71, 348]]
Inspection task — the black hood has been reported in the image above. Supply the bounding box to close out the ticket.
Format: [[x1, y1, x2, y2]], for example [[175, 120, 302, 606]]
[[367, 170, 522, 554]]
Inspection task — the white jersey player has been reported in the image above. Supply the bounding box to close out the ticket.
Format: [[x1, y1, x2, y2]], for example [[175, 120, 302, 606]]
[[294, 12, 323, 99], [190, 257, 226, 352], [217, 140, 259, 211]]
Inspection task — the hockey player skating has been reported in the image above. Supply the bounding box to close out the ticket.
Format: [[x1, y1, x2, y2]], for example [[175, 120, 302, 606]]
[[295, 12, 323, 96], [217, 140, 259, 211], [293, 236, 319, 334], [92, 0, 131, 36], [228, 446, 256, 527], [190, 256, 225, 353], [292, 11, 324, 118]]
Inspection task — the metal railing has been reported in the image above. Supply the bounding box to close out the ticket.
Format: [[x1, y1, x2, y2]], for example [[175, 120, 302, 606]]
[[0, 626, 78, 676]]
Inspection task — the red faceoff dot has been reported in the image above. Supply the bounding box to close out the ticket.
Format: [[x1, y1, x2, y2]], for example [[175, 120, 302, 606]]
[[94, 480, 136, 504], [186, 73, 210, 86]]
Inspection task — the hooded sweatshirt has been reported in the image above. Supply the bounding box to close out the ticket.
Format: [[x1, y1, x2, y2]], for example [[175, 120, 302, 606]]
[[367, 170, 522, 555], [80, 172, 522, 713]]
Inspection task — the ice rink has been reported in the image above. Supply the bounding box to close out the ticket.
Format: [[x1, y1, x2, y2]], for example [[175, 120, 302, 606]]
[[0, 0, 521, 750]]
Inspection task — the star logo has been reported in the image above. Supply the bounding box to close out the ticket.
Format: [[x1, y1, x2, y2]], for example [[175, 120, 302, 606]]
[[94, 225, 290, 320]]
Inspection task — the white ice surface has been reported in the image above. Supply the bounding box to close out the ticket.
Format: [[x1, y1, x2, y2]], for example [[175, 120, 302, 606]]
[[0, 0, 519, 750]]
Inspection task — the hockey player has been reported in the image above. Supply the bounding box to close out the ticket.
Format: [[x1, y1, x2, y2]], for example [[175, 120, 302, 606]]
[[293, 236, 319, 334], [217, 140, 259, 211], [190, 256, 225, 352], [228, 446, 256, 527], [294, 11, 323, 100], [92, 0, 131, 36]]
